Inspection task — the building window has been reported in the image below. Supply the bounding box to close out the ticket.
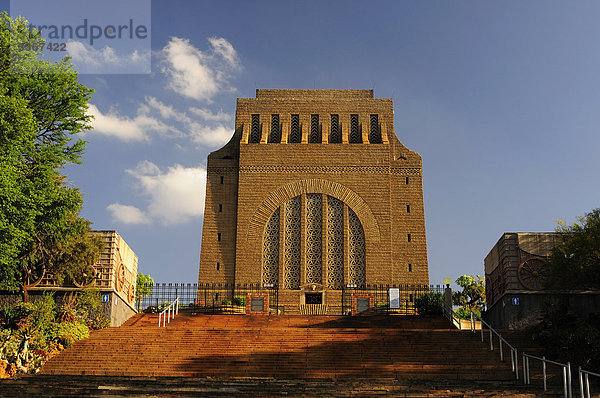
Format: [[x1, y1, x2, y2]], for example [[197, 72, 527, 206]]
[[269, 114, 280, 143], [409, 294, 413, 302], [406, 177, 409, 185], [309, 114, 321, 143], [369, 114, 382, 143], [219, 204, 223, 212], [350, 114, 361, 143], [217, 233, 221, 242], [289, 114, 300, 143], [406, 204, 411, 213], [407, 233, 411, 242], [330, 114, 341, 143], [220, 176, 224, 184], [216, 262, 220, 271], [249, 114, 261, 143], [408, 263, 412, 272]]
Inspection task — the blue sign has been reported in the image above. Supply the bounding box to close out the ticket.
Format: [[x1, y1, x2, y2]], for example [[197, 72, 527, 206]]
[[512, 297, 519, 306], [102, 294, 109, 303]]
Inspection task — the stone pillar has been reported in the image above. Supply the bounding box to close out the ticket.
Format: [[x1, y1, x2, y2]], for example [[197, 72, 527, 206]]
[[343, 203, 349, 285], [321, 194, 328, 285], [444, 286, 452, 315], [300, 193, 306, 285]]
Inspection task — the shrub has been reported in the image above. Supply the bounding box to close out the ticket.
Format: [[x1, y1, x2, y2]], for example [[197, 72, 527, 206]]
[[48, 322, 89, 347], [232, 296, 246, 306], [221, 300, 232, 306], [414, 292, 443, 315], [531, 311, 600, 372]]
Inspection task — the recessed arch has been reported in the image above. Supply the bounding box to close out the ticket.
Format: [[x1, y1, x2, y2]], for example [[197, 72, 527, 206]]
[[248, 179, 380, 245]]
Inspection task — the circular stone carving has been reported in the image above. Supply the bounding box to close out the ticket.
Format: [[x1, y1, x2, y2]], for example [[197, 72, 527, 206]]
[[518, 259, 547, 290], [116, 263, 126, 292], [128, 284, 135, 303], [72, 265, 97, 288]]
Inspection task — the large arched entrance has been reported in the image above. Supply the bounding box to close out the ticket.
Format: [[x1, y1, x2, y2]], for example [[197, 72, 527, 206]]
[[261, 194, 366, 292]]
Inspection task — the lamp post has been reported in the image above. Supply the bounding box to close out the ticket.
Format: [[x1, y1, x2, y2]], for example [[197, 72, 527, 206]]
[[442, 278, 452, 317]]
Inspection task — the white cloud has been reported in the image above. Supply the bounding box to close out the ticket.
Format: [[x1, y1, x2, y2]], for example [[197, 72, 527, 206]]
[[142, 97, 233, 146], [107, 203, 149, 224], [109, 161, 207, 225], [159, 36, 239, 101], [208, 37, 240, 69], [87, 103, 181, 142], [190, 124, 233, 146], [188, 107, 232, 122], [66, 41, 150, 72]]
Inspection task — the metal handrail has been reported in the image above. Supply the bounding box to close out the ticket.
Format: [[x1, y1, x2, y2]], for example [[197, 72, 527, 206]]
[[579, 367, 600, 398], [523, 353, 571, 398], [468, 309, 519, 380], [158, 297, 179, 327], [443, 303, 461, 329]]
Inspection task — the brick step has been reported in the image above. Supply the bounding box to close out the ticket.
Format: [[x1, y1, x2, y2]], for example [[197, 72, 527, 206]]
[[40, 314, 549, 385], [0, 375, 565, 397]]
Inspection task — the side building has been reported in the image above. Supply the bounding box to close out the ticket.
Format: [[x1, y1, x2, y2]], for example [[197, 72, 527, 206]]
[[30, 230, 138, 326], [198, 89, 429, 314], [484, 232, 600, 329]]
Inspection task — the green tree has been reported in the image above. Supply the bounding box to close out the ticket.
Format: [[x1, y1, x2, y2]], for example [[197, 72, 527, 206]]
[[452, 275, 486, 318], [545, 208, 600, 290], [0, 13, 95, 299], [135, 273, 154, 311]]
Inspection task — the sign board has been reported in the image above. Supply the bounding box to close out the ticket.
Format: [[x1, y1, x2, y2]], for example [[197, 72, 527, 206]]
[[512, 297, 519, 306], [389, 288, 400, 309], [251, 297, 265, 312], [102, 294, 109, 303], [356, 297, 370, 313]]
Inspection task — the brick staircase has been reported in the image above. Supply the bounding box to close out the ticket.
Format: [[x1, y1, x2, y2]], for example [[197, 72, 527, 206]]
[[0, 314, 561, 396]]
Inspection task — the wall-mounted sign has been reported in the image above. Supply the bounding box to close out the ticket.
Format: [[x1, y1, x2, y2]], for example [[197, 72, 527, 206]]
[[251, 297, 264, 312], [102, 294, 109, 303], [389, 288, 400, 309], [356, 298, 370, 313], [512, 297, 519, 306]]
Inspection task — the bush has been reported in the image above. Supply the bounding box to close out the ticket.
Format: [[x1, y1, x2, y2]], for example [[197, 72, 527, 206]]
[[48, 322, 89, 347], [75, 288, 109, 330], [221, 300, 232, 306], [528, 311, 600, 372], [414, 292, 443, 315], [232, 296, 246, 306]]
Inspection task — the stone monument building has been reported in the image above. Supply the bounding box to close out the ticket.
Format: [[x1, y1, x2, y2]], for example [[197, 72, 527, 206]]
[[198, 89, 428, 312]]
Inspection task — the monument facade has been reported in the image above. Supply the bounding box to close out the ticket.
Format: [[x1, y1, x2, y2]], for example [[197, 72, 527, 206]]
[[198, 89, 429, 312]]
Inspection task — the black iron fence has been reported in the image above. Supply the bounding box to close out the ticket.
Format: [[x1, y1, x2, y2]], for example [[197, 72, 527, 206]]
[[342, 284, 445, 315], [138, 282, 444, 315]]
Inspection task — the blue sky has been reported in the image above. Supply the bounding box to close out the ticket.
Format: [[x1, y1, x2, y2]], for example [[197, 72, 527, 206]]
[[5, 1, 600, 286]]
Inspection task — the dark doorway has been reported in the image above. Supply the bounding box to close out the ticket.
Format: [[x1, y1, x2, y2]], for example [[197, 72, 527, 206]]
[[305, 293, 323, 305]]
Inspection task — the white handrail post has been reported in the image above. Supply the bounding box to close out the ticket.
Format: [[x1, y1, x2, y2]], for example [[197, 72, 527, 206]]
[[579, 367, 584, 398], [567, 362, 572, 398], [470, 311, 474, 332], [526, 356, 530, 384], [515, 349, 519, 380], [562, 366, 567, 398], [176, 298, 179, 314], [489, 328, 493, 350], [542, 356, 547, 391], [523, 355, 527, 383], [585, 373, 590, 398]]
